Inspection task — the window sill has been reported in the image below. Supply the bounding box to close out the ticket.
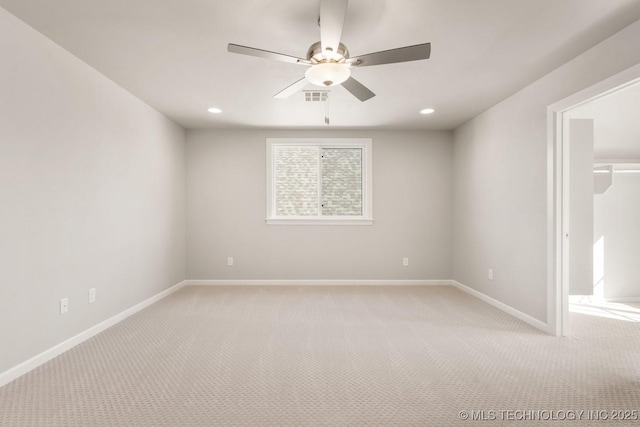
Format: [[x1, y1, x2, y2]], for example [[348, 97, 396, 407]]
[[266, 217, 374, 226]]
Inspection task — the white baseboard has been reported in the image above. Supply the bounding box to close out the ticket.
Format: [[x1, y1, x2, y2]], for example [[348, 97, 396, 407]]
[[451, 280, 551, 334], [186, 279, 452, 286], [0, 280, 186, 388]]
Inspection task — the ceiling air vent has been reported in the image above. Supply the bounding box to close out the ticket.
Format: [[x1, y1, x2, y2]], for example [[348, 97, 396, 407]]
[[304, 90, 329, 102]]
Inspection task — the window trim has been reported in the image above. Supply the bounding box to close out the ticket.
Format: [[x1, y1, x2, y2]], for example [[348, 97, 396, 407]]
[[266, 138, 373, 225]]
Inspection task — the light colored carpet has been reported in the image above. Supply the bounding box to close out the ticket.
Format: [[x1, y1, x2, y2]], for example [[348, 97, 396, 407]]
[[1, 285, 639, 426]]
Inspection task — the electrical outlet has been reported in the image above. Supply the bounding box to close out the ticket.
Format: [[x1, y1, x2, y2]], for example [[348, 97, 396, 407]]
[[227, 257, 234, 267], [88, 288, 96, 303], [60, 298, 69, 314], [403, 257, 409, 267], [488, 268, 494, 280]]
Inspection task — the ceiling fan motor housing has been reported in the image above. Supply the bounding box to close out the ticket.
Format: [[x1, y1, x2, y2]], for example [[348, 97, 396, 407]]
[[307, 41, 350, 63]]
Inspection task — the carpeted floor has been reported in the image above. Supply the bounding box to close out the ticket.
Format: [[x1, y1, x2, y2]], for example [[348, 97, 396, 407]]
[[1, 285, 639, 426]]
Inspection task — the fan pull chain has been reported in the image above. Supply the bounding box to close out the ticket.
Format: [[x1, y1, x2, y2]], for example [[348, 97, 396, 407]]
[[325, 93, 330, 125]]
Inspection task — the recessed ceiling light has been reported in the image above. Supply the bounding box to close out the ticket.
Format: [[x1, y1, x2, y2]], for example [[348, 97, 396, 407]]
[[207, 107, 223, 114], [419, 108, 435, 115]]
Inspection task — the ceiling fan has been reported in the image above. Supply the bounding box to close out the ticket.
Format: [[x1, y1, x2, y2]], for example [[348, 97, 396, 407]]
[[227, 0, 431, 102]]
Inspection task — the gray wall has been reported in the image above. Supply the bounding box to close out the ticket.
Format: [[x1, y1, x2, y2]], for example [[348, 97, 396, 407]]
[[452, 20, 640, 323], [187, 129, 452, 280], [0, 8, 186, 374]]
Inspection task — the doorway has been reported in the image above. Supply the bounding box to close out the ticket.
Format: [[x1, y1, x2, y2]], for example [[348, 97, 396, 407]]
[[548, 64, 640, 336], [565, 83, 640, 335]]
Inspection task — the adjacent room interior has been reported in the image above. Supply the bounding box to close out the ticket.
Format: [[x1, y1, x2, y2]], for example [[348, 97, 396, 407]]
[[2, 0, 640, 424], [565, 81, 640, 330]]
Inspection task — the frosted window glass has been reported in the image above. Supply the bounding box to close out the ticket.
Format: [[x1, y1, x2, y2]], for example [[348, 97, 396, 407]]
[[275, 147, 319, 216], [321, 148, 362, 216]]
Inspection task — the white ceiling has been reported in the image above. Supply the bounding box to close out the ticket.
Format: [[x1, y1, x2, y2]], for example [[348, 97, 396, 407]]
[[2, 0, 640, 130], [569, 81, 640, 160]]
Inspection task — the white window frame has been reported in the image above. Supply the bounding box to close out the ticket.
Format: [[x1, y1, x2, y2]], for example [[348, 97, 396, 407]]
[[266, 138, 373, 225]]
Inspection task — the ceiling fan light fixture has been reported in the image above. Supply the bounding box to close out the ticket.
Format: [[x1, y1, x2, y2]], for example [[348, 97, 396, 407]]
[[305, 62, 350, 87], [227, 1, 431, 102]]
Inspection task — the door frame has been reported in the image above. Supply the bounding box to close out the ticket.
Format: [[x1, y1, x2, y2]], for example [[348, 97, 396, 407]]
[[547, 64, 640, 336]]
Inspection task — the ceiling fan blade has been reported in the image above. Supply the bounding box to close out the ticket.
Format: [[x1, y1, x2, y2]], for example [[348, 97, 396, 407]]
[[274, 77, 308, 99], [320, 0, 348, 55], [350, 43, 431, 67], [228, 43, 310, 65], [341, 76, 375, 102]]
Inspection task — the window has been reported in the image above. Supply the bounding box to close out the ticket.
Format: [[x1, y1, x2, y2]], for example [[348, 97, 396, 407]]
[[266, 138, 373, 225]]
